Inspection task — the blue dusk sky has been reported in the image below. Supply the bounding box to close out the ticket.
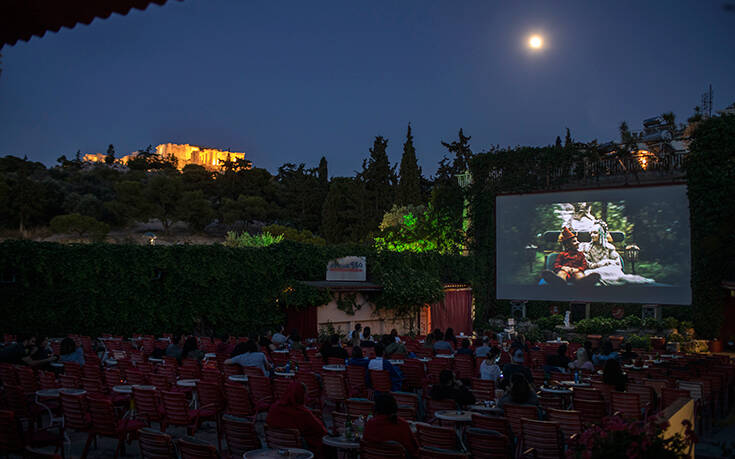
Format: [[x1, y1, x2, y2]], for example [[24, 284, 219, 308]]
[[1, 1, 734, 177]]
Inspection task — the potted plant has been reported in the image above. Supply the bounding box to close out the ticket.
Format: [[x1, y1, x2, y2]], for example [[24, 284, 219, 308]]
[[667, 332, 688, 353], [609, 335, 624, 350], [662, 317, 680, 336], [709, 338, 722, 353]]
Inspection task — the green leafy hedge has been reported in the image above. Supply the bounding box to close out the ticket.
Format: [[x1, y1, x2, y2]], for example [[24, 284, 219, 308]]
[[0, 240, 473, 337]]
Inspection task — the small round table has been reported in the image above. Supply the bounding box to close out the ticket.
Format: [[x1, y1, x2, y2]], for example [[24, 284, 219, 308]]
[[112, 385, 133, 395], [243, 448, 314, 458], [559, 380, 591, 388], [322, 365, 346, 372], [436, 354, 455, 359], [468, 404, 504, 416], [434, 410, 472, 450], [228, 375, 249, 383], [35, 389, 63, 427], [50, 362, 64, 369], [388, 360, 404, 365], [204, 353, 217, 360], [177, 379, 200, 408], [148, 357, 163, 363], [322, 435, 359, 458], [274, 371, 296, 378], [104, 359, 118, 366]]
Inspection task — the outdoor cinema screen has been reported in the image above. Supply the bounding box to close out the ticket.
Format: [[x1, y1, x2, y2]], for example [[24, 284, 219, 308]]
[[496, 184, 691, 305]]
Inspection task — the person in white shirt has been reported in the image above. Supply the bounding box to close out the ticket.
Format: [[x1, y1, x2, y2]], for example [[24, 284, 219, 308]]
[[348, 323, 363, 341], [480, 346, 502, 383]]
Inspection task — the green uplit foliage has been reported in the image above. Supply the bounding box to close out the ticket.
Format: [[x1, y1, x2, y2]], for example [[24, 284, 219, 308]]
[[263, 224, 326, 246], [49, 213, 109, 241], [375, 204, 464, 254], [223, 231, 284, 247]]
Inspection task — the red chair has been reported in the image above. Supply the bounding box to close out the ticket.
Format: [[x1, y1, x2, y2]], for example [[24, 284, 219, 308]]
[[224, 383, 255, 418], [59, 390, 91, 433], [82, 364, 102, 381], [264, 425, 302, 449], [177, 436, 219, 459], [345, 398, 374, 417], [470, 378, 495, 402], [454, 355, 475, 381], [425, 399, 457, 424], [520, 418, 564, 459], [242, 366, 265, 378], [590, 381, 612, 405], [222, 414, 260, 458], [0, 409, 64, 457], [414, 422, 459, 450], [39, 371, 59, 390], [16, 366, 38, 395], [223, 364, 242, 378], [572, 399, 607, 426], [58, 374, 80, 389], [0, 363, 17, 386], [331, 412, 350, 436], [359, 440, 407, 458], [247, 375, 275, 413], [611, 392, 642, 420], [273, 378, 292, 401], [418, 448, 469, 458], [63, 362, 83, 381], [546, 408, 582, 445], [83, 396, 146, 458], [159, 390, 213, 436], [402, 359, 426, 392], [627, 384, 655, 414], [178, 360, 201, 380], [369, 369, 392, 394], [295, 371, 321, 407], [346, 365, 368, 398], [502, 404, 539, 439], [538, 393, 564, 411], [661, 388, 692, 409], [465, 427, 512, 459], [322, 373, 349, 410], [572, 387, 603, 401], [470, 413, 513, 441], [391, 391, 420, 421], [133, 386, 164, 426]]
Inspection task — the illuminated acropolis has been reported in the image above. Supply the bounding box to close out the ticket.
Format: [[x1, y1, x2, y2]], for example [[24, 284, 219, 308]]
[[83, 143, 249, 171]]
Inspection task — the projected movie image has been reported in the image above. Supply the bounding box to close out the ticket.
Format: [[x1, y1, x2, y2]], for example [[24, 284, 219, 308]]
[[496, 185, 691, 304]]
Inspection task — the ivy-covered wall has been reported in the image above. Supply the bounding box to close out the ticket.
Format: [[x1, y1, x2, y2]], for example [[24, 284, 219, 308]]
[[468, 116, 734, 338], [0, 240, 473, 337]]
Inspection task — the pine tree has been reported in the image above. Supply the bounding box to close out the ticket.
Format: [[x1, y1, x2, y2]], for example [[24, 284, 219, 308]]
[[555, 136, 563, 149], [397, 123, 422, 206], [105, 144, 115, 164], [360, 136, 396, 234], [440, 128, 473, 174], [564, 128, 573, 147], [317, 156, 328, 187]]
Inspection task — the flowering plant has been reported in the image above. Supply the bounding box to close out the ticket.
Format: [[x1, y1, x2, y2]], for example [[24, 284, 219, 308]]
[[569, 415, 697, 458]]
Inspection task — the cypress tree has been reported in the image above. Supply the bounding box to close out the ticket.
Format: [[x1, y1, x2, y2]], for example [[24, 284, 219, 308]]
[[105, 144, 115, 164], [360, 136, 396, 233], [397, 123, 422, 206]]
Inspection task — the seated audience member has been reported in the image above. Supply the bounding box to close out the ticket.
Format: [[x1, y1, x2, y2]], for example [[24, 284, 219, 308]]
[[510, 333, 531, 353], [225, 340, 271, 376], [390, 328, 401, 343], [383, 334, 407, 357], [603, 358, 628, 392], [500, 349, 534, 389], [165, 335, 184, 360], [568, 348, 594, 371], [0, 334, 57, 367], [321, 334, 349, 362], [59, 337, 85, 365], [584, 340, 594, 360], [456, 339, 473, 355], [289, 332, 305, 353], [620, 343, 638, 362], [216, 334, 235, 356], [593, 340, 619, 366], [430, 369, 476, 407], [480, 346, 502, 382], [271, 325, 288, 347], [368, 343, 403, 391], [31, 336, 52, 361], [266, 381, 327, 456], [181, 336, 204, 361], [422, 333, 435, 350], [498, 373, 538, 409], [545, 343, 570, 372], [364, 394, 419, 457], [474, 335, 492, 358], [348, 323, 363, 342], [432, 329, 453, 353], [444, 328, 458, 349], [360, 327, 376, 347], [348, 346, 370, 368]]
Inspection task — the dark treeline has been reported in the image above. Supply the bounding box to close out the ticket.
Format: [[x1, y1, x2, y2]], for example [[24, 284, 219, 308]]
[[0, 125, 471, 244]]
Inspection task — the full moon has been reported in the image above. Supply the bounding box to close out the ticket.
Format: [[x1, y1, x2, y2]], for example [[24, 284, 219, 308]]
[[529, 35, 543, 49]]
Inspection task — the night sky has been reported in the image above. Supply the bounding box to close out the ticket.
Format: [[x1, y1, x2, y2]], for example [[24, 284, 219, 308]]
[[1, 1, 733, 177]]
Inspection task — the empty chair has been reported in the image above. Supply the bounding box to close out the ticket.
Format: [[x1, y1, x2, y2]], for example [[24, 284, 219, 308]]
[[470, 414, 513, 442], [295, 371, 321, 407], [521, 418, 565, 459], [611, 392, 643, 420], [331, 412, 350, 437], [369, 369, 393, 393], [177, 436, 219, 459], [425, 399, 457, 425], [546, 408, 582, 445], [573, 387, 603, 402], [59, 390, 90, 434], [401, 359, 426, 392], [470, 378, 495, 402], [264, 426, 301, 449], [223, 383, 255, 418], [572, 399, 607, 426], [661, 388, 692, 409], [160, 390, 206, 436], [273, 378, 292, 401], [359, 440, 407, 459], [414, 422, 459, 451], [133, 386, 163, 426], [222, 415, 260, 458], [502, 404, 539, 439], [627, 384, 656, 414], [418, 448, 470, 458], [322, 373, 349, 410], [83, 396, 146, 458], [345, 398, 375, 417], [464, 427, 512, 459], [346, 365, 368, 398], [538, 393, 564, 411], [247, 375, 275, 413], [391, 391, 420, 421]]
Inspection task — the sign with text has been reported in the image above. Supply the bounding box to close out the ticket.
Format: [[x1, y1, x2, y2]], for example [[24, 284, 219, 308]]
[[326, 256, 366, 281]]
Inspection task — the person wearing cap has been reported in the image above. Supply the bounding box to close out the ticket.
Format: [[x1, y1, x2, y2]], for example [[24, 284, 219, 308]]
[[499, 348, 534, 390], [541, 226, 601, 287]]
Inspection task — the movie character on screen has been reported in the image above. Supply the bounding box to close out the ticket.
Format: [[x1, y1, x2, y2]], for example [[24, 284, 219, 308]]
[[579, 221, 655, 285], [541, 227, 601, 287], [564, 202, 597, 232]]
